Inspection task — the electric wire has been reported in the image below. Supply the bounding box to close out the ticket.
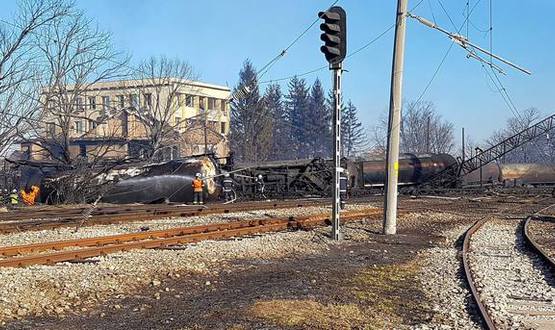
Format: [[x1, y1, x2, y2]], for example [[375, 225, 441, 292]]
[[259, 24, 395, 85], [259, 0, 427, 85], [413, 0, 482, 103], [256, 0, 340, 80]]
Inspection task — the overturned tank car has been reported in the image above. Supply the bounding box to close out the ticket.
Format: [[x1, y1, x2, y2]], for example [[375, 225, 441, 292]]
[[101, 156, 220, 204], [14, 156, 221, 204]]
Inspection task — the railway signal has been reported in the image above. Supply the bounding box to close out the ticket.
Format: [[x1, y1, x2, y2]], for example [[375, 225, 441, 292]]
[[319, 6, 347, 66], [319, 6, 347, 240]]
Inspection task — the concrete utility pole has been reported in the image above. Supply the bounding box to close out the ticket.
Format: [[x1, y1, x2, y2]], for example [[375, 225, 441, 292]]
[[331, 63, 343, 240], [383, 0, 408, 235]]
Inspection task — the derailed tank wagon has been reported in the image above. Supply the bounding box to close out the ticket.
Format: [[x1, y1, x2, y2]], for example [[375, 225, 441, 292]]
[[13, 156, 222, 204], [229, 153, 460, 199]]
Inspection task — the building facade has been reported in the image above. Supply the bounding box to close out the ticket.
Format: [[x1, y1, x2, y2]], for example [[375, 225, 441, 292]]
[[21, 78, 231, 162]]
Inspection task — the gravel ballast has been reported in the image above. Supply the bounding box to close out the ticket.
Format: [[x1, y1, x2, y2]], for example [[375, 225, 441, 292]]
[[469, 219, 555, 329]]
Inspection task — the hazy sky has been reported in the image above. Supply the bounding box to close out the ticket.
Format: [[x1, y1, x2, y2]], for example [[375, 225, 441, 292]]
[[3, 0, 553, 144]]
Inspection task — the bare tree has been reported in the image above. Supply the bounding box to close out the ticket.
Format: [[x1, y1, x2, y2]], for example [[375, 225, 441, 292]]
[[487, 107, 554, 164], [369, 101, 455, 155], [126, 56, 212, 161], [0, 0, 72, 157], [16, 8, 129, 203]]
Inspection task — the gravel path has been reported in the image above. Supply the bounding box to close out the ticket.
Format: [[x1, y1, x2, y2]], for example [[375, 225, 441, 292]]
[[468, 219, 555, 329], [415, 220, 482, 330], [0, 204, 376, 325]]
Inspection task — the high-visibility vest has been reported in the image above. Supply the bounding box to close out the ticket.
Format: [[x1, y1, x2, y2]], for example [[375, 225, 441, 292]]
[[192, 179, 204, 192], [9, 193, 18, 205]]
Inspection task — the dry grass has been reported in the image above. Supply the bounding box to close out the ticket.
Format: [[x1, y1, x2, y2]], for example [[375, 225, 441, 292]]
[[249, 262, 425, 329], [351, 260, 426, 326], [250, 299, 370, 330]]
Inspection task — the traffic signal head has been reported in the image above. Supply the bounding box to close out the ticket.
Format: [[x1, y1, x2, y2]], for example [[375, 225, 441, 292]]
[[319, 6, 346, 66]]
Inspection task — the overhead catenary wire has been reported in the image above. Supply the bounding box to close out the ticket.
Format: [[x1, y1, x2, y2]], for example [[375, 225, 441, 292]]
[[256, 0, 340, 80], [259, 24, 396, 85], [259, 0, 427, 85]]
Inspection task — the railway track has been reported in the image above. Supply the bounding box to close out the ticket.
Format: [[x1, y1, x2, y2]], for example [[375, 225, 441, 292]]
[[0, 199, 341, 234], [0, 195, 528, 234], [0, 208, 382, 268], [462, 204, 555, 329]]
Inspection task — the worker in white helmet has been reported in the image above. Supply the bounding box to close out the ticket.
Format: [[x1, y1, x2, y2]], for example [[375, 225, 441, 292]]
[[191, 173, 205, 205], [222, 173, 234, 202], [255, 174, 266, 199]]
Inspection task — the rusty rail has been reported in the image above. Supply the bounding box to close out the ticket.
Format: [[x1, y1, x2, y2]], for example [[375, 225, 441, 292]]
[[0, 199, 333, 234], [461, 218, 497, 330], [0, 208, 383, 268], [523, 215, 555, 271]]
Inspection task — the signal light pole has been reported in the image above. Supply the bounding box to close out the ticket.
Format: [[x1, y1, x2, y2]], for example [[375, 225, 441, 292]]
[[383, 0, 408, 235], [319, 6, 346, 240]]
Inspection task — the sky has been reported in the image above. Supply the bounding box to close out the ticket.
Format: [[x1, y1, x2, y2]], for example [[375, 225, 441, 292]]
[[3, 0, 554, 145]]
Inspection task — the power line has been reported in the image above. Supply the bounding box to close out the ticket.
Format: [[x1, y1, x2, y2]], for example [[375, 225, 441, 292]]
[[256, 0, 340, 80], [436, 0, 458, 31], [259, 24, 396, 85], [412, 0, 482, 103], [259, 0, 428, 86]]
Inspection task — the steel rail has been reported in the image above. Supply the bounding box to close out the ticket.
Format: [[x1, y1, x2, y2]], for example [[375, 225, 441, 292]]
[[523, 215, 555, 270], [0, 208, 383, 268], [0, 199, 334, 234], [0, 218, 287, 257], [0, 222, 290, 268], [462, 218, 497, 330], [0, 199, 326, 221]]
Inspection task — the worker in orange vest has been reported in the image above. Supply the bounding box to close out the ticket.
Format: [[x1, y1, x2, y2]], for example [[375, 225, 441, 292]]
[[192, 173, 205, 205], [21, 185, 40, 206]]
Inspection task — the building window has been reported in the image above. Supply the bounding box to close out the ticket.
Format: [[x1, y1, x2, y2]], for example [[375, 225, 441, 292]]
[[220, 99, 226, 112], [220, 122, 226, 134], [75, 97, 83, 111], [208, 97, 216, 110], [144, 93, 152, 108], [185, 94, 194, 107], [88, 96, 96, 110], [129, 94, 139, 108], [89, 119, 97, 130], [75, 121, 84, 134], [198, 96, 205, 110], [102, 96, 110, 112], [117, 95, 125, 108], [79, 144, 87, 158]]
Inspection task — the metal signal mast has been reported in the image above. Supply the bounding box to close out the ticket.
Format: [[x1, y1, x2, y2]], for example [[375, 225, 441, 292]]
[[319, 6, 347, 240]]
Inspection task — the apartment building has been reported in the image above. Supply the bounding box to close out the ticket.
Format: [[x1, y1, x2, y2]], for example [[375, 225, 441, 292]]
[[21, 78, 232, 161]]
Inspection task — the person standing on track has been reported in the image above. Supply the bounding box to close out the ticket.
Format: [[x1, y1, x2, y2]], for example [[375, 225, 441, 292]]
[[192, 173, 205, 205], [2, 189, 8, 206], [255, 174, 266, 199], [9, 189, 19, 209], [222, 173, 234, 202]]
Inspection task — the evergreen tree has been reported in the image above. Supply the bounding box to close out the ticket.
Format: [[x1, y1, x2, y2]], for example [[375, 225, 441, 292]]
[[306, 79, 330, 158], [285, 76, 310, 158], [230, 60, 272, 162], [342, 101, 368, 157], [264, 83, 290, 160]]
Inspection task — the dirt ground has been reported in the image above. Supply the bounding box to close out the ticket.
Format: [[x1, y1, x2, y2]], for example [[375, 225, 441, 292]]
[[4, 196, 552, 329], [6, 200, 552, 329]]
